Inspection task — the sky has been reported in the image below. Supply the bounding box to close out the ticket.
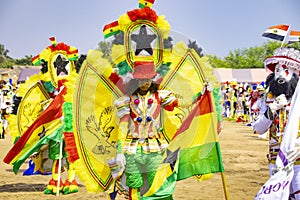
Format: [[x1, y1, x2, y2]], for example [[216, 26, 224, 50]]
[[1, 0, 300, 59]]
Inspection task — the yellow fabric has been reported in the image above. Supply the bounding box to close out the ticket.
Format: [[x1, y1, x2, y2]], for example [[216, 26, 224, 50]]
[[160, 49, 215, 141], [111, 45, 126, 65], [130, 188, 140, 200], [17, 82, 51, 136], [72, 54, 122, 192], [143, 162, 174, 196], [145, 111, 218, 197], [117, 121, 128, 153], [67, 163, 76, 181], [11, 118, 63, 164], [52, 160, 59, 181]]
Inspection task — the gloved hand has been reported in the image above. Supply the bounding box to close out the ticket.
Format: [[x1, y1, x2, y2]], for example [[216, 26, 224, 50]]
[[287, 138, 300, 164], [268, 94, 288, 114], [116, 153, 126, 169], [202, 81, 212, 94]]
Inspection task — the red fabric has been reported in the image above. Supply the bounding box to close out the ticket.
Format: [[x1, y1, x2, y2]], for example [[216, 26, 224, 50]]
[[164, 99, 179, 111], [103, 21, 119, 32], [133, 61, 156, 79], [63, 132, 79, 163], [3, 88, 65, 164], [109, 72, 124, 93], [127, 7, 158, 23], [172, 90, 213, 140]]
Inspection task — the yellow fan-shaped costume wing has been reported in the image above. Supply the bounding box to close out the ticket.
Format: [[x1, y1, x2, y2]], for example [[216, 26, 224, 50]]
[[72, 50, 123, 192]]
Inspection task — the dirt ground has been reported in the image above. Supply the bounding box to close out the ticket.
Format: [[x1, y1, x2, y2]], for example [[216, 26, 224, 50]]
[[0, 120, 270, 200]]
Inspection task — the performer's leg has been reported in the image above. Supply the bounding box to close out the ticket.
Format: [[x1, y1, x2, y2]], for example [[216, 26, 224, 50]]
[[44, 141, 64, 194], [44, 159, 64, 194], [125, 150, 143, 199], [128, 188, 141, 200], [145, 152, 163, 186], [63, 162, 78, 194]]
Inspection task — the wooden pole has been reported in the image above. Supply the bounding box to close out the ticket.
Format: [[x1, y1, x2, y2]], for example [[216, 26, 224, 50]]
[[56, 140, 63, 196], [221, 172, 230, 200]]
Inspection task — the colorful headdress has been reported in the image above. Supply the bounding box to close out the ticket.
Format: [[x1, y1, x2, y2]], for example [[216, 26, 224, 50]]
[[264, 47, 300, 73], [31, 37, 79, 88], [103, 0, 171, 83]]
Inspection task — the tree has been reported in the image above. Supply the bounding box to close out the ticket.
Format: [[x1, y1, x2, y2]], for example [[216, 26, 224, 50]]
[[98, 41, 112, 59], [0, 44, 14, 68], [15, 55, 33, 66], [208, 40, 283, 69]]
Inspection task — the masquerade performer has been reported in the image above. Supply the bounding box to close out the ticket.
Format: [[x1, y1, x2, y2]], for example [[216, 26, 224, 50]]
[[248, 90, 263, 125], [3, 38, 81, 195], [253, 47, 300, 199], [113, 62, 179, 199], [70, 1, 224, 199]]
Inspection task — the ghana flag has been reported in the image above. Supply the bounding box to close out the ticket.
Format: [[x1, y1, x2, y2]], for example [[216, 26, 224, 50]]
[[139, 0, 155, 8], [103, 21, 121, 39], [143, 89, 224, 199], [3, 89, 66, 174]]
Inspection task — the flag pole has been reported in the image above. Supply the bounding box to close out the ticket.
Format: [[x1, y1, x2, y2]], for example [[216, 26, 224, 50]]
[[56, 139, 64, 196], [281, 25, 291, 47], [221, 172, 230, 200]]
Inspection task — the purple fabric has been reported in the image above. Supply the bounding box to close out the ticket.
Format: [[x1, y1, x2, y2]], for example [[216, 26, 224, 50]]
[[278, 149, 288, 167]]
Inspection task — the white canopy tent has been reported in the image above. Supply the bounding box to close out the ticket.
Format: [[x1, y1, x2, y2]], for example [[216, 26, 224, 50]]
[[213, 68, 270, 84]]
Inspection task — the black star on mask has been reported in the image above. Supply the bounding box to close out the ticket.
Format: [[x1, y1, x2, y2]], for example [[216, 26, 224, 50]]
[[163, 148, 180, 171], [38, 126, 48, 140], [131, 25, 157, 56], [54, 55, 69, 76]]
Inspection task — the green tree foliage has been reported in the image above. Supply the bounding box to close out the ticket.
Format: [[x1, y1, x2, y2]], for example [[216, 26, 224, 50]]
[[208, 40, 300, 69], [97, 41, 116, 67], [0, 44, 14, 68], [98, 41, 112, 59], [14, 55, 33, 66]]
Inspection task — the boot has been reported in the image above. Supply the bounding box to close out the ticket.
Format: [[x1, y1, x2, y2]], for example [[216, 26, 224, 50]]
[[44, 178, 63, 195], [62, 179, 78, 194]]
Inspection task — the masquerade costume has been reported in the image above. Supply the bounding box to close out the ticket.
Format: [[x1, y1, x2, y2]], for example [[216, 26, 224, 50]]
[[3, 38, 80, 195], [71, 1, 224, 199], [253, 47, 300, 199]]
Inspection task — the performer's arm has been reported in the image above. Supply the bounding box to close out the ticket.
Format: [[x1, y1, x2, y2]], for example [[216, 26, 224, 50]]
[[114, 96, 130, 168], [117, 115, 129, 154]]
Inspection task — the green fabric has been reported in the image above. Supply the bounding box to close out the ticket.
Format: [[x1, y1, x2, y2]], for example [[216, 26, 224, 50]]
[[177, 142, 224, 181], [12, 125, 64, 174], [117, 60, 132, 75], [143, 143, 224, 199], [48, 140, 67, 160], [43, 81, 55, 93], [117, 140, 123, 154], [63, 102, 73, 132], [156, 62, 171, 76], [142, 172, 176, 200], [125, 147, 163, 188], [213, 87, 222, 122]]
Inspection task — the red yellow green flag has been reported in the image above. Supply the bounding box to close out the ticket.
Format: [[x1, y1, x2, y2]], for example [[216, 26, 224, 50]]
[[139, 0, 155, 8], [143, 89, 224, 199], [3, 90, 65, 174], [103, 21, 121, 39]]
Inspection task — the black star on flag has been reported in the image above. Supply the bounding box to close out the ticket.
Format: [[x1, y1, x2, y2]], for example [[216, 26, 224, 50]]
[[131, 25, 157, 56], [54, 55, 69, 76], [163, 148, 180, 171], [38, 126, 48, 140]]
